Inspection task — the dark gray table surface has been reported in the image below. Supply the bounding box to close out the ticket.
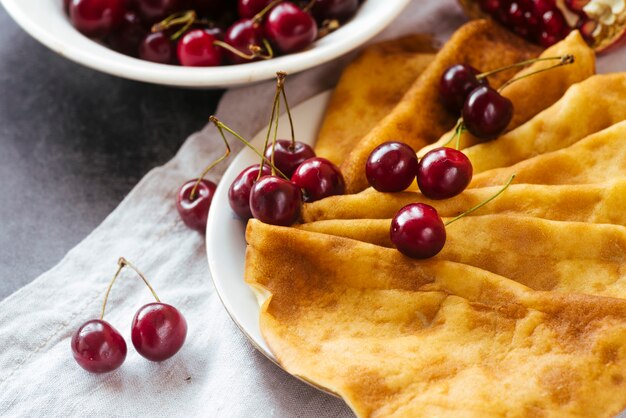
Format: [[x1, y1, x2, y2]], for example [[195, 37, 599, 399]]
[[0, 7, 223, 300]]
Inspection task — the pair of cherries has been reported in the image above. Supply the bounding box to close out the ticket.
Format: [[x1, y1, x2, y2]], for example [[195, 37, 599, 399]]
[[177, 72, 345, 232], [71, 258, 187, 373]]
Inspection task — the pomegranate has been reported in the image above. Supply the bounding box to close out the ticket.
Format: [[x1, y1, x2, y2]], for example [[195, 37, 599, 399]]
[[458, 0, 626, 51]]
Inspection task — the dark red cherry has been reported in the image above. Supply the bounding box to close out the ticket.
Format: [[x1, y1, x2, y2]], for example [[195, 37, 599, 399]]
[[108, 11, 147, 57], [291, 157, 345, 202], [264, 2, 318, 53], [177, 29, 223, 66], [134, 0, 182, 23], [69, 0, 127, 38], [390, 203, 446, 259], [264, 139, 316, 179], [139, 31, 176, 64], [224, 18, 264, 64], [237, 0, 273, 18], [417, 147, 473, 200], [131, 303, 187, 362], [249, 176, 302, 226], [365, 141, 418, 192], [71, 319, 127, 373], [462, 85, 513, 140], [439, 64, 487, 113], [176, 178, 216, 232], [311, 0, 359, 23], [228, 164, 272, 220]]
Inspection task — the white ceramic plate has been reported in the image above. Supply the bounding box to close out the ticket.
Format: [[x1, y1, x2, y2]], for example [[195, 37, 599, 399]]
[[206, 90, 331, 365], [1, 0, 410, 88]]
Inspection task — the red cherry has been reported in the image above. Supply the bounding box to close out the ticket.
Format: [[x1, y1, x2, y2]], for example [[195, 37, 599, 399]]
[[71, 319, 127, 373], [439, 64, 487, 113], [462, 85, 513, 140], [249, 176, 302, 226], [311, 0, 359, 23], [228, 164, 272, 220], [134, 0, 182, 23], [131, 303, 187, 362], [365, 141, 418, 193], [237, 0, 273, 18], [263, 2, 318, 53], [108, 11, 147, 57], [390, 203, 446, 259], [291, 157, 345, 202], [139, 31, 176, 64], [69, 0, 126, 39], [177, 29, 223, 67], [264, 139, 316, 179], [417, 147, 473, 200], [224, 18, 265, 64], [176, 179, 216, 232]]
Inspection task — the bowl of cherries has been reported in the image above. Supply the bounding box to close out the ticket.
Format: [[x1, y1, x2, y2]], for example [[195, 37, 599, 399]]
[[1, 0, 411, 87]]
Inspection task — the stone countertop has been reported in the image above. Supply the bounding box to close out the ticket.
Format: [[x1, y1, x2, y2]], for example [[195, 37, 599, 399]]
[[0, 7, 223, 300]]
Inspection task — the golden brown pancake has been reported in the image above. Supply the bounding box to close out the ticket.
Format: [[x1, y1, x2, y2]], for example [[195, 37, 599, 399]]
[[340, 20, 541, 194], [471, 120, 626, 187], [246, 221, 626, 418], [419, 30, 595, 156], [463, 73, 626, 174], [315, 35, 437, 166], [297, 215, 626, 297], [301, 179, 626, 223]]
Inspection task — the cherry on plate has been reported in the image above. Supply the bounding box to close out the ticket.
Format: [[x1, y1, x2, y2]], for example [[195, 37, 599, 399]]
[[390, 203, 446, 259], [69, 0, 127, 39], [365, 141, 418, 192], [263, 2, 318, 53], [139, 31, 176, 64], [439, 64, 487, 113], [177, 29, 223, 67], [108, 11, 147, 57], [228, 164, 272, 220], [264, 139, 316, 179], [131, 302, 187, 362], [249, 176, 302, 226], [71, 319, 127, 373], [134, 0, 183, 23], [417, 147, 473, 200], [311, 0, 359, 23], [238, 0, 273, 18], [462, 85, 513, 140], [224, 18, 265, 64], [291, 157, 345, 202], [176, 178, 217, 232]]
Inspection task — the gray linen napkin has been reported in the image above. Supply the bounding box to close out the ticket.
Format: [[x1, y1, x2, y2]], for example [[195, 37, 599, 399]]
[[0, 1, 623, 416]]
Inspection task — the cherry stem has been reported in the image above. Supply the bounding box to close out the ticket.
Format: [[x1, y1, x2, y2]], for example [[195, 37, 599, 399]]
[[271, 93, 281, 176], [100, 257, 161, 321], [213, 39, 274, 61], [444, 174, 515, 226], [497, 55, 575, 92], [209, 116, 289, 180], [260, 77, 283, 178], [317, 19, 340, 38], [477, 54, 574, 81], [252, 0, 283, 25], [441, 118, 464, 148], [152, 10, 197, 40], [303, 0, 316, 12], [189, 121, 232, 201], [278, 72, 296, 148]]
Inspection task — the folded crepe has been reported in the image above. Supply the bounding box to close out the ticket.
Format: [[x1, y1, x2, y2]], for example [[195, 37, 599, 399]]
[[301, 179, 626, 223], [419, 30, 595, 156], [246, 221, 626, 418], [471, 119, 626, 188], [298, 215, 626, 297], [463, 73, 626, 174], [315, 35, 437, 166], [340, 20, 541, 194]]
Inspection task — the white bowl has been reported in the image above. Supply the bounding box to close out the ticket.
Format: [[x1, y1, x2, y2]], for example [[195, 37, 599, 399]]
[[1, 0, 410, 88]]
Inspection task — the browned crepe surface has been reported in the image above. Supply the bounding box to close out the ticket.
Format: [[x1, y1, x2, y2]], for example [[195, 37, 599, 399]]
[[340, 19, 541, 194], [315, 35, 437, 166], [246, 221, 626, 418]]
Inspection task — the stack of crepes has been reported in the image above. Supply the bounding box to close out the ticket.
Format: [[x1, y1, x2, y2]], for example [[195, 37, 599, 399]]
[[245, 19, 626, 417]]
